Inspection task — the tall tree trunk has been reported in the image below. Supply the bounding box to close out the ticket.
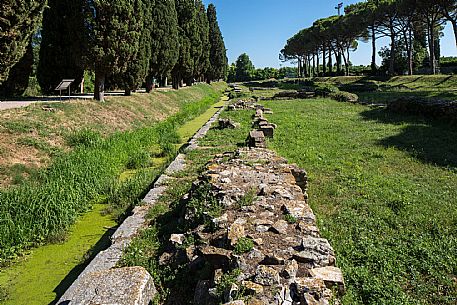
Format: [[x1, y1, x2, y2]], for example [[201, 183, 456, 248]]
[[340, 45, 348, 76], [160, 76, 167, 87], [297, 58, 301, 79], [94, 70, 105, 101], [428, 21, 436, 74], [316, 52, 320, 77], [312, 54, 316, 77], [389, 29, 396, 76], [322, 44, 327, 76], [145, 75, 154, 93], [328, 50, 333, 74], [172, 73, 180, 90], [333, 48, 339, 75], [371, 25, 377, 74], [346, 46, 350, 76], [336, 41, 342, 75], [406, 27, 414, 76]]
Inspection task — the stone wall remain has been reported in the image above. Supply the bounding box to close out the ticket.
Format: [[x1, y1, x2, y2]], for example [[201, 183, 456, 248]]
[[163, 147, 345, 305]]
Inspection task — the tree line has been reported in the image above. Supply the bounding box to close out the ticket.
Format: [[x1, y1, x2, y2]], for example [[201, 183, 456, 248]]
[[281, 0, 456, 77], [226, 53, 298, 82], [0, 0, 228, 101]]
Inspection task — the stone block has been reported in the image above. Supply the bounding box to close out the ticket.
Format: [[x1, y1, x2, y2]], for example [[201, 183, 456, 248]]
[[58, 267, 156, 305], [310, 266, 345, 295], [259, 126, 274, 138]]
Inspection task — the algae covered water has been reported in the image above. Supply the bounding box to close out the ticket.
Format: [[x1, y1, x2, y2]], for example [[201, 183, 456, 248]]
[[0, 204, 117, 305]]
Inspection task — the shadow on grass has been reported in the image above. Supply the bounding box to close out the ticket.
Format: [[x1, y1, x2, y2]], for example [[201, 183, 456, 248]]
[[361, 107, 457, 168]]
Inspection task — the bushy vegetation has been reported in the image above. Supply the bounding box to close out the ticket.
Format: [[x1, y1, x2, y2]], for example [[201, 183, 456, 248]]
[[233, 237, 254, 254], [0, 89, 221, 264]]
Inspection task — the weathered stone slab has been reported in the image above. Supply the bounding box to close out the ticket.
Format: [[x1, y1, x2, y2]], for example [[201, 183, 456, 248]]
[[293, 238, 336, 268], [310, 266, 346, 294], [58, 267, 155, 305]]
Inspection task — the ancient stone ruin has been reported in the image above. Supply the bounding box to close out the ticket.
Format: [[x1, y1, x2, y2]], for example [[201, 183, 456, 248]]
[[161, 148, 345, 304], [57, 97, 344, 305]]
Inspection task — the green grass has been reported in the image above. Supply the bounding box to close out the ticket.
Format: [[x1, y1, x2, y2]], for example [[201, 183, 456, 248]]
[[0, 87, 224, 265], [121, 94, 457, 304], [313, 75, 457, 103], [260, 98, 457, 304]]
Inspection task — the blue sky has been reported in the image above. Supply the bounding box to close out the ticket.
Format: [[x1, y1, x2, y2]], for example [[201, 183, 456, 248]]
[[203, 0, 457, 68]]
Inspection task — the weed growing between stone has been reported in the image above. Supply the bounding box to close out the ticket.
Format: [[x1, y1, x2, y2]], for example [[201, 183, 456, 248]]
[[233, 237, 254, 255]]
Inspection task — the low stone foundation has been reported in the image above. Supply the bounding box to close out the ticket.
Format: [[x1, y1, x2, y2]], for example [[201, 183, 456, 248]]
[[387, 97, 457, 120], [161, 148, 345, 305]]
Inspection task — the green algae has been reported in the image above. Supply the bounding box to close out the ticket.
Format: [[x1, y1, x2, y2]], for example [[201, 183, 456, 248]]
[[0, 204, 117, 305], [177, 96, 228, 143]]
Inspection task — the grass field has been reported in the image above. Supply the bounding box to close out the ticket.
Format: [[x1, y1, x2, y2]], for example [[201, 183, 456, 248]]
[[314, 75, 457, 103], [263, 99, 457, 304]]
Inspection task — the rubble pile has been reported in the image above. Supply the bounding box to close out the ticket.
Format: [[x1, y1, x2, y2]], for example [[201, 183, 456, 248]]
[[161, 148, 345, 305], [228, 99, 258, 111]]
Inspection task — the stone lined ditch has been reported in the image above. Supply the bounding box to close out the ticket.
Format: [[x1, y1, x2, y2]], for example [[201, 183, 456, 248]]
[[57, 96, 344, 305], [0, 96, 227, 305]]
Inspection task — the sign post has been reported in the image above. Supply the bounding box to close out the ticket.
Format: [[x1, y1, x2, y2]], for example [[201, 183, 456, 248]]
[[55, 79, 75, 99]]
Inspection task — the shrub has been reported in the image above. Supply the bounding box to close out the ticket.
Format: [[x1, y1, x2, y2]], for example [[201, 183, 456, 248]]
[[66, 129, 102, 148], [315, 84, 339, 97], [329, 91, 359, 103], [126, 151, 152, 169], [233, 237, 254, 254]]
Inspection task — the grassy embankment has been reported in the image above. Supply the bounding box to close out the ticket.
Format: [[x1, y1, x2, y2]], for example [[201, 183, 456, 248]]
[[122, 92, 456, 304], [0, 83, 226, 265], [0, 90, 228, 305]]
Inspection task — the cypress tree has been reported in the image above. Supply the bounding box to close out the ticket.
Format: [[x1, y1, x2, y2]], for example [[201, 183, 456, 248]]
[[194, 0, 210, 81], [172, 0, 199, 89], [86, 0, 144, 101], [112, 0, 151, 96], [0, 41, 33, 97], [37, 0, 86, 94], [206, 4, 227, 82], [146, 0, 179, 91], [0, 0, 46, 85]]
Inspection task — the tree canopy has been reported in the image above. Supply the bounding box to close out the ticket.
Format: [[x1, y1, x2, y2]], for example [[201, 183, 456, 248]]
[[206, 4, 228, 82], [282, 0, 456, 76], [0, 0, 46, 85]]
